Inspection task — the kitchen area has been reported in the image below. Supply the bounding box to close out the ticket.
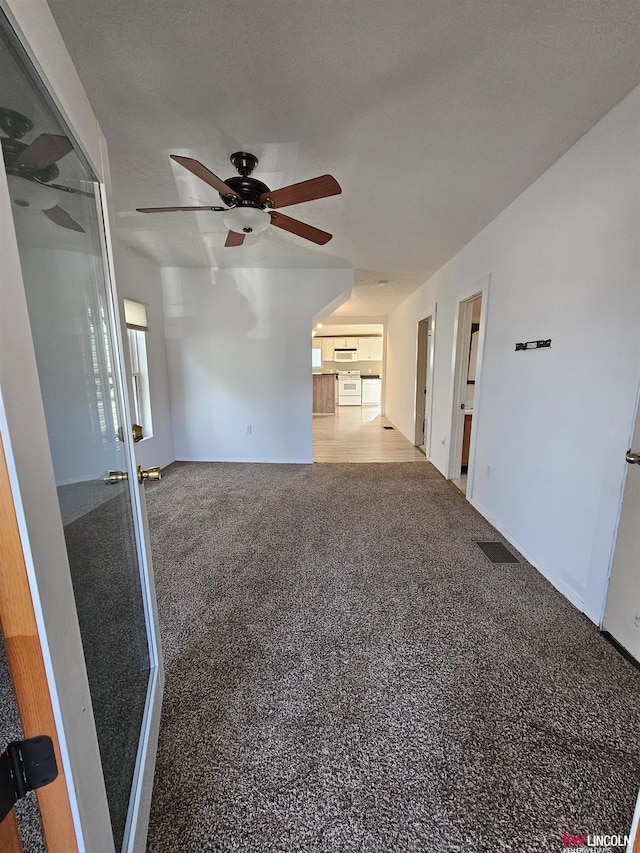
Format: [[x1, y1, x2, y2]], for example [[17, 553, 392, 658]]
[[311, 324, 424, 463], [312, 326, 383, 415], [311, 324, 425, 463]]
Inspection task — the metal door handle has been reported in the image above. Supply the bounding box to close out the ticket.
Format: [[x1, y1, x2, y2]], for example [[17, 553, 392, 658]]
[[137, 465, 162, 484], [117, 424, 145, 443], [626, 450, 640, 465], [104, 470, 128, 484]]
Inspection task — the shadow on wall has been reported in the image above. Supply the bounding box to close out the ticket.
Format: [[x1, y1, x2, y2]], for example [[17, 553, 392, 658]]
[[163, 269, 258, 340], [207, 271, 257, 336]]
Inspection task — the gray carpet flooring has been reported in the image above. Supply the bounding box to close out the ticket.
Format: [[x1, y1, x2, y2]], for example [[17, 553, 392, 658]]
[[62, 489, 151, 850], [143, 461, 640, 853]]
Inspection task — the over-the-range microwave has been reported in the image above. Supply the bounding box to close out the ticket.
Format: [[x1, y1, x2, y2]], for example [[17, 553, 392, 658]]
[[334, 348, 358, 362]]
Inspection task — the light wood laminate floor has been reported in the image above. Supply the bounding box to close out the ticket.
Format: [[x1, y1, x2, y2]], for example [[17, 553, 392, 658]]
[[313, 405, 426, 463], [450, 475, 468, 495]]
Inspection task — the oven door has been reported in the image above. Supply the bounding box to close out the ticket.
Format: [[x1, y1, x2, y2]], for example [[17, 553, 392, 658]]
[[338, 378, 362, 405]]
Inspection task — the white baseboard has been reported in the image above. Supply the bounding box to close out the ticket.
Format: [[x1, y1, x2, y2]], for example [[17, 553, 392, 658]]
[[54, 475, 97, 487], [175, 456, 312, 465], [469, 495, 587, 618]]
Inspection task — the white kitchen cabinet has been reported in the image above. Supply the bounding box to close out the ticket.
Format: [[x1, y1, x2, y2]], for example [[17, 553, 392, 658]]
[[334, 336, 358, 349], [370, 337, 383, 360], [320, 338, 335, 361], [362, 378, 382, 404], [358, 337, 383, 360]]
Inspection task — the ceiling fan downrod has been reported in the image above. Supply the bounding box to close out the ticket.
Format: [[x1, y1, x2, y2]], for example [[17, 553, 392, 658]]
[[229, 151, 258, 177]]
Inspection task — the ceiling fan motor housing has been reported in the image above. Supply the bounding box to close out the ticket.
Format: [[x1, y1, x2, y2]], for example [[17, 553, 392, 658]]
[[0, 109, 62, 182], [220, 153, 274, 231], [0, 107, 33, 140], [220, 175, 271, 207], [220, 170, 273, 233]]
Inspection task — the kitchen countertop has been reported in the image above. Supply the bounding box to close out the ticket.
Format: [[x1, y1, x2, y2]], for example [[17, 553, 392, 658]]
[[312, 373, 381, 379]]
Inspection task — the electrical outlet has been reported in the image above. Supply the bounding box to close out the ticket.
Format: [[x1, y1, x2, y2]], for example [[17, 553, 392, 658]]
[[246, 425, 252, 435], [487, 465, 491, 478]]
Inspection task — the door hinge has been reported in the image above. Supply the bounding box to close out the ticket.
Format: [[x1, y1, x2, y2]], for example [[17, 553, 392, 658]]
[[0, 736, 58, 824]]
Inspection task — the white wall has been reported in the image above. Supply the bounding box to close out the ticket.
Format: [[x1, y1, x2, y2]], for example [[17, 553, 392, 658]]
[[386, 84, 640, 624], [162, 266, 352, 462], [115, 254, 175, 470]]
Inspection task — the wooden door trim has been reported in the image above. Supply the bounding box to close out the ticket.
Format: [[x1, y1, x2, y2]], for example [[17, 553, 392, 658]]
[[0, 434, 78, 852], [414, 318, 429, 447], [447, 275, 490, 494], [0, 810, 23, 851]]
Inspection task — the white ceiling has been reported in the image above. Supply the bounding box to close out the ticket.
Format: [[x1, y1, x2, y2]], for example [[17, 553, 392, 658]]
[[45, 0, 640, 317]]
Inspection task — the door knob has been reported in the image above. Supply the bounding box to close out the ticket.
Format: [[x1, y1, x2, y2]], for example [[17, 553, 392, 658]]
[[626, 449, 640, 465], [137, 465, 162, 484], [117, 424, 144, 443], [104, 470, 128, 484]]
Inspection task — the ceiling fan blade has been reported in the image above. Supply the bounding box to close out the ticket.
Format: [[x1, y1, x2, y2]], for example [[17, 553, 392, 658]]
[[137, 205, 226, 213], [42, 205, 85, 233], [15, 134, 73, 168], [48, 182, 95, 199], [170, 155, 240, 198], [260, 175, 341, 209], [224, 230, 245, 247], [270, 211, 332, 245]]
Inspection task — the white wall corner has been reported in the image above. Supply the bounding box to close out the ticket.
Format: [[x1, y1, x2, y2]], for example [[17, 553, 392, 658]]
[[312, 282, 353, 328]]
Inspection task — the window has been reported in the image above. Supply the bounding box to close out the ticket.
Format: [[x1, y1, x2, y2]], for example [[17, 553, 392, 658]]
[[124, 299, 153, 438]]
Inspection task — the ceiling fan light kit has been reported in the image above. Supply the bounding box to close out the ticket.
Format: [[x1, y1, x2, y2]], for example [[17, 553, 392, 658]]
[[138, 150, 341, 247], [222, 205, 271, 235], [7, 174, 60, 210]]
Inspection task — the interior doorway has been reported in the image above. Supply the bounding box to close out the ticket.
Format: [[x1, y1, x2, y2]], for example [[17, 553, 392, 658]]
[[414, 313, 435, 456], [601, 386, 640, 660], [449, 290, 485, 495]]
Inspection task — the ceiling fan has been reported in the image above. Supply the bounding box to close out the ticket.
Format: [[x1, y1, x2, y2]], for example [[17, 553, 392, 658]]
[[137, 151, 341, 247], [0, 108, 90, 233]]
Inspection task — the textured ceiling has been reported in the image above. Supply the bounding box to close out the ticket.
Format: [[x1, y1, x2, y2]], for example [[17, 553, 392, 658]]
[[45, 0, 640, 317]]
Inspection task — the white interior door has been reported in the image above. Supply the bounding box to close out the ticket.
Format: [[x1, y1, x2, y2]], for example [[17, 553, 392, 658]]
[[0, 12, 163, 852], [602, 393, 640, 659]]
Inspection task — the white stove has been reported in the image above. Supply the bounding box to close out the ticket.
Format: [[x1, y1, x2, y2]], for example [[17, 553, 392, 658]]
[[338, 370, 361, 406]]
